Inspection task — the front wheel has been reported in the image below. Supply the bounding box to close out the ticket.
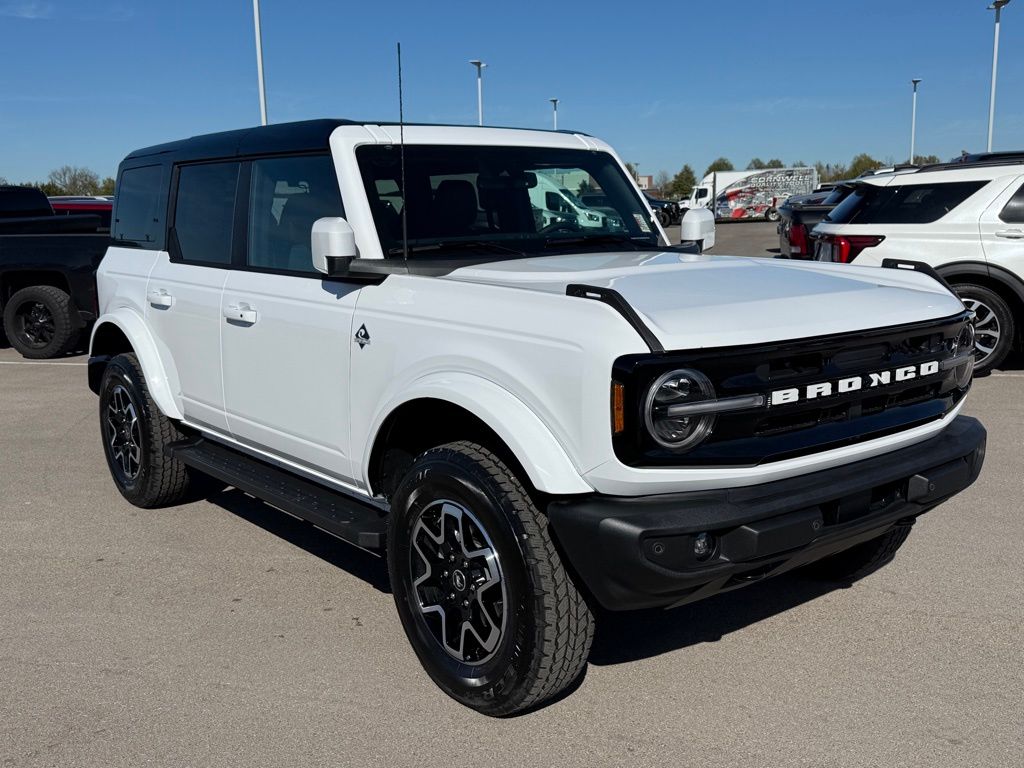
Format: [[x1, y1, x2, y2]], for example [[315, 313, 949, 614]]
[[765, 207, 780, 222], [952, 283, 1015, 374], [387, 441, 594, 716]]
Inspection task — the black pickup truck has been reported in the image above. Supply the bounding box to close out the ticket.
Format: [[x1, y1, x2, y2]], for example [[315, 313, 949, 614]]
[[0, 186, 110, 358]]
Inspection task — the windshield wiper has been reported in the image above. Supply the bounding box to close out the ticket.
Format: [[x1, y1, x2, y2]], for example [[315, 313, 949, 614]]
[[542, 233, 657, 251], [386, 240, 527, 258]]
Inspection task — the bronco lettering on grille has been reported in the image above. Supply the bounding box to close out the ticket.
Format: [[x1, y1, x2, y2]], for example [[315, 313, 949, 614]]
[[769, 360, 941, 406]]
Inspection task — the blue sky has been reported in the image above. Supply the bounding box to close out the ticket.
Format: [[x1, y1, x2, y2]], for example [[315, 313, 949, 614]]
[[1, 0, 1022, 182]]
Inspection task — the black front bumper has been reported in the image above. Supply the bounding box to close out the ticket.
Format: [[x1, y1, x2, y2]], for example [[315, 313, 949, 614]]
[[548, 416, 986, 611]]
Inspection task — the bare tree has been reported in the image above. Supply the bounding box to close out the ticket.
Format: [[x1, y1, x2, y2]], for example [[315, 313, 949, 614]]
[[654, 170, 671, 193], [47, 165, 101, 195]]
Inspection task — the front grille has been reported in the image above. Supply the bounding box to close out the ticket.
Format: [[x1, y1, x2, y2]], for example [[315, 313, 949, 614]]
[[612, 312, 972, 467]]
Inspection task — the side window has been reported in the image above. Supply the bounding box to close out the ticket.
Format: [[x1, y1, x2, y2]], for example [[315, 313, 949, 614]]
[[999, 182, 1024, 223], [247, 155, 343, 273], [113, 165, 164, 246], [173, 162, 240, 266]]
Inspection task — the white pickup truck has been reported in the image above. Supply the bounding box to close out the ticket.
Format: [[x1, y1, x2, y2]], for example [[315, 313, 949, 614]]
[[88, 120, 985, 716]]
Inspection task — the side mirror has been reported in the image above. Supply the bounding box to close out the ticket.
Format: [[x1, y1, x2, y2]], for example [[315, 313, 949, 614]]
[[312, 217, 357, 275], [680, 207, 715, 252]]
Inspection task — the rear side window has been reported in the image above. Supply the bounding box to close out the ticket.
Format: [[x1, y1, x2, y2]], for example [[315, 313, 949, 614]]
[[172, 162, 240, 266], [113, 165, 164, 246], [247, 155, 343, 273], [826, 181, 986, 225], [999, 183, 1024, 223], [0, 186, 51, 218]]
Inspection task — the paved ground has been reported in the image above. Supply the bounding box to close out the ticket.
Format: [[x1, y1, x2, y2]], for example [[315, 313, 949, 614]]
[[2, 236, 1022, 766], [665, 218, 781, 257]]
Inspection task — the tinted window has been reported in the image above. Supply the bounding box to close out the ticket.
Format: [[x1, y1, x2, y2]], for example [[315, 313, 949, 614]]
[[113, 165, 164, 245], [247, 155, 343, 273], [821, 185, 853, 206], [999, 182, 1024, 223], [826, 181, 986, 225], [173, 162, 239, 265], [0, 186, 51, 218]]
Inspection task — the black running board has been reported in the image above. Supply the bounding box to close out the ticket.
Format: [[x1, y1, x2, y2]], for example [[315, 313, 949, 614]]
[[166, 438, 387, 552]]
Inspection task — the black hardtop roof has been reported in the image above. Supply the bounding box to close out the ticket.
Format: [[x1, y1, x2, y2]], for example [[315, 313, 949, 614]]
[[123, 118, 587, 165]]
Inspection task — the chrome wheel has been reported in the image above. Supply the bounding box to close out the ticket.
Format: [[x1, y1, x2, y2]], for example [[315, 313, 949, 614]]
[[410, 499, 506, 665], [105, 384, 142, 480], [962, 297, 1001, 367]]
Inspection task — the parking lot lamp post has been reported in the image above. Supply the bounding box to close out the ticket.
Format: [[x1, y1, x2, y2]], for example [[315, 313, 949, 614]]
[[252, 0, 268, 125], [910, 78, 921, 163], [469, 60, 487, 126], [987, 0, 1012, 151], [549, 98, 559, 130]]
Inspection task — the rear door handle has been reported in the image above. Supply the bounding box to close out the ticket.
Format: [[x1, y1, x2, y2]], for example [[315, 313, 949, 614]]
[[995, 229, 1024, 239], [224, 302, 258, 324], [147, 288, 174, 308]]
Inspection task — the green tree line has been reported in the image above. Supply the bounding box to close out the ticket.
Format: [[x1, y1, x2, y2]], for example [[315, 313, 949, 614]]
[[651, 153, 944, 199], [1, 165, 115, 196]]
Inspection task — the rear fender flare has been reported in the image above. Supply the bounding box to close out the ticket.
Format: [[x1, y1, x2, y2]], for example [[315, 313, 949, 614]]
[[89, 310, 182, 420]]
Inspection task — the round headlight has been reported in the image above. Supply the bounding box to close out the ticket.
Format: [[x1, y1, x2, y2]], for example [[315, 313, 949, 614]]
[[644, 369, 716, 450]]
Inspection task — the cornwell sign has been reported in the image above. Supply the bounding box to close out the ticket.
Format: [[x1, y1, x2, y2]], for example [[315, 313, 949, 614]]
[[769, 360, 941, 406]]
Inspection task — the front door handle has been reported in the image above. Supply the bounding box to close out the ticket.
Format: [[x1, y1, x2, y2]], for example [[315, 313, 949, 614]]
[[224, 302, 258, 324], [147, 288, 174, 308], [995, 229, 1024, 239]]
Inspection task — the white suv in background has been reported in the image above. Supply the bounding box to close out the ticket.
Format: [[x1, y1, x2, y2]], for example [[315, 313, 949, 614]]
[[813, 161, 1024, 372]]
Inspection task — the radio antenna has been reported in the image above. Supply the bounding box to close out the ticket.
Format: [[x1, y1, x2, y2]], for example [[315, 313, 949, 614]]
[[397, 42, 409, 264]]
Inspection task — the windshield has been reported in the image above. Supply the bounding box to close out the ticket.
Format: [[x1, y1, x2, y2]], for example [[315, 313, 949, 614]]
[[356, 145, 660, 258]]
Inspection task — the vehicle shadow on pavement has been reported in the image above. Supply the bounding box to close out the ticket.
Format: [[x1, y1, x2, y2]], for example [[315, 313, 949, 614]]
[[210, 488, 392, 594], [589, 573, 842, 665]]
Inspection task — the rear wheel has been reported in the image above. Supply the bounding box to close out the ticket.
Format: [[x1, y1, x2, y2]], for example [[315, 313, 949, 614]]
[[99, 353, 204, 507], [2, 285, 79, 359], [765, 207, 780, 222], [806, 526, 912, 582], [952, 283, 1015, 374], [387, 441, 594, 716]]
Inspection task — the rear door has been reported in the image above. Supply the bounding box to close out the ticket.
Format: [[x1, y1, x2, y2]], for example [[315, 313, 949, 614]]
[[146, 161, 242, 433], [220, 154, 362, 487], [980, 175, 1024, 279]]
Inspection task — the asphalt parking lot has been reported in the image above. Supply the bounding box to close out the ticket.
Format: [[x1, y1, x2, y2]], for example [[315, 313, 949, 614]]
[[2, 230, 1022, 767]]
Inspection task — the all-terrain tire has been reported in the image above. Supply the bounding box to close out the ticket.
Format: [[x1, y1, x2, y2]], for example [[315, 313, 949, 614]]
[[98, 352, 200, 508], [388, 441, 594, 716], [951, 282, 1015, 375], [2, 285, 79, 359], [806, 525, 913, 582]]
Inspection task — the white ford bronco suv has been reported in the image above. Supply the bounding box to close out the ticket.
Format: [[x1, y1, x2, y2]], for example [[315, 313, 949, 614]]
[[88, 120, 986, 715]]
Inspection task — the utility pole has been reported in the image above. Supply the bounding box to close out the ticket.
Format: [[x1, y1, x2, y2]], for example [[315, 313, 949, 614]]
[[910, 78, 921, 163], [253, 0, 268, 125], [549, 98, 559, 130], [987, 1, 1013, 151], [469, 60, 487, 126]]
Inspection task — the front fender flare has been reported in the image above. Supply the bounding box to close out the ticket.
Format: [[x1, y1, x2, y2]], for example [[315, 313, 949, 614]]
[[363, 372, 593, 496], [89, 310, 182, 420]]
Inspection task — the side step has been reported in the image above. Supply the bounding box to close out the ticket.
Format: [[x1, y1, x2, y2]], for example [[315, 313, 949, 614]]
[[167, 438, 387, 552]]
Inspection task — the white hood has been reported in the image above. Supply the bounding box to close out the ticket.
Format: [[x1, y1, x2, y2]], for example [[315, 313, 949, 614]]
[[444, 252, 965, 350]]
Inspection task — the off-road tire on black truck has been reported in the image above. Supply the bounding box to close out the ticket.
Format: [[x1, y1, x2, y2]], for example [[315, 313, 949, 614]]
[[806, 525, 913, 583], [388, 440, 594, 716], [2, 285, 79, 359], [98, 353, 206, 508]]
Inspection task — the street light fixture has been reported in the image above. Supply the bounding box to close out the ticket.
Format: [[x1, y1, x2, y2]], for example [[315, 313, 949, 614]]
[[910, 78, 922, 163], [469, 60, 487, 126], [987, 0, 1013, 151], [549, 98, 559, 130]]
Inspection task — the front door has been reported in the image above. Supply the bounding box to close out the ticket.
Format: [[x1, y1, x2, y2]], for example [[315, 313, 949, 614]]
[[220, 154, 362, 487]]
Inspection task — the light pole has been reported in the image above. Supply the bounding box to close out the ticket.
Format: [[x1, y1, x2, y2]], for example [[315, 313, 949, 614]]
[[987, 0, 1012, 151], [252, 0, 268, 125], [549, 98, 559, 130], [469, 60, 487, 126], [910, 78, 921, 163]]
